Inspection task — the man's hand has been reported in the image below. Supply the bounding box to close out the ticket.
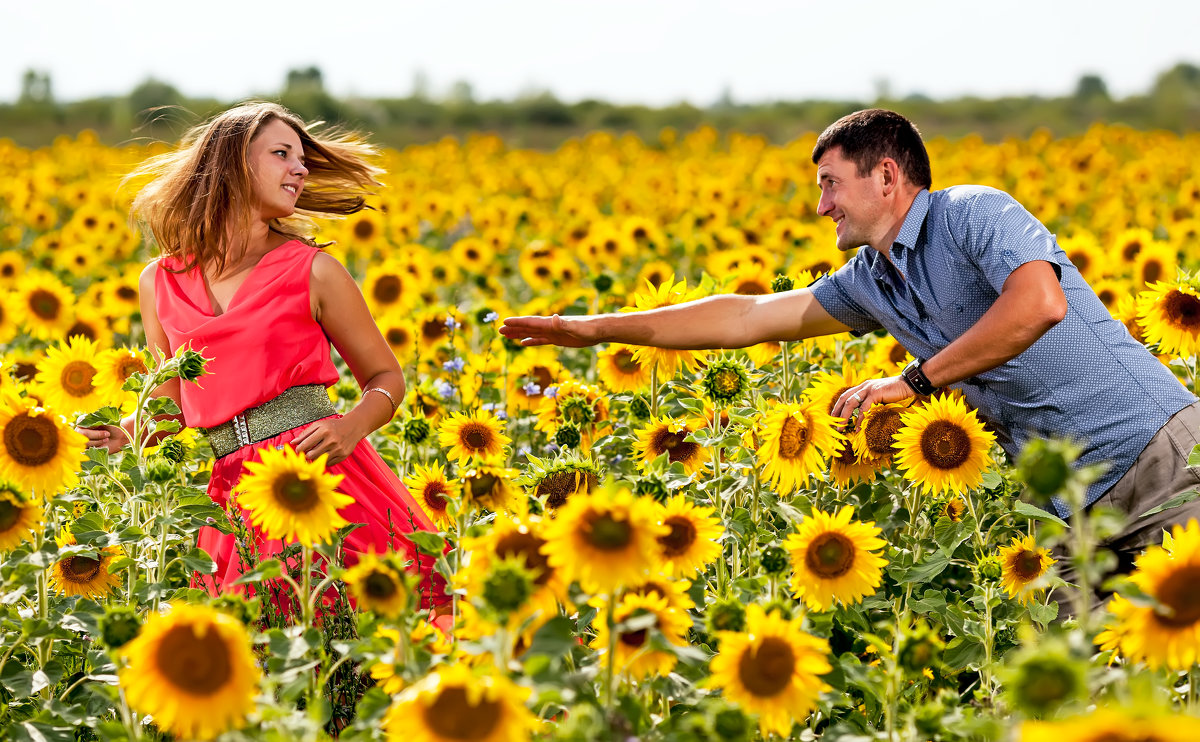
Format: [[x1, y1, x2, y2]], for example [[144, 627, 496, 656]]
[[499, 314, 597, 348], [831, 376, 915, 432]]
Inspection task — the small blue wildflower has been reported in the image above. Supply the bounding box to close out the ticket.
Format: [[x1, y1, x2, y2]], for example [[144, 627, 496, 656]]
[[434, 379, 456, 399], [442, 358, 465, 373], [522, 381, 542, 396], [483, 311, 499, 323], [543, 386, 559, 398], [444, 316, 460, 331]]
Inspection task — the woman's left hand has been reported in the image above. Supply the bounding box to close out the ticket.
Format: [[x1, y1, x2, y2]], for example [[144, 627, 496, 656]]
[[291, 417, 360, 466]]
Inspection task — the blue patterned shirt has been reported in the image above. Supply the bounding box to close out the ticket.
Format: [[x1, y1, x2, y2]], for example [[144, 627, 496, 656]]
[[809, 187, 1197, 514]]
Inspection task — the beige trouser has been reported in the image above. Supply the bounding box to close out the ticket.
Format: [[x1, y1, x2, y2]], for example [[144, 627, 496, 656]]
[[1052, 400, 1200, 614]]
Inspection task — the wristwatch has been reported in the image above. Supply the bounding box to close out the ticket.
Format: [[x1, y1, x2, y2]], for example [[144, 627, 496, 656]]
[[901, 358, 938, 396]]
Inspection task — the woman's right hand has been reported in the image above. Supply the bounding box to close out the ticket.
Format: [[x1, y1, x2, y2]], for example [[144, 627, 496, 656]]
[[75, 424, 130, 454]]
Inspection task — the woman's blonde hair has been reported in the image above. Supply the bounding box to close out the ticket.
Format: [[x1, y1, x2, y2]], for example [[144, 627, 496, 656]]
[[126, 101, 383, 273]]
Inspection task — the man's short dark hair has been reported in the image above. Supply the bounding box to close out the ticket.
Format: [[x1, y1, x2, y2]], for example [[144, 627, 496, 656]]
[[811, 109, 933, 189]]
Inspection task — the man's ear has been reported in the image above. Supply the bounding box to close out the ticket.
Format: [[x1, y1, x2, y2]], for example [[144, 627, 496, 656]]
[[878, 158, 901, 196]]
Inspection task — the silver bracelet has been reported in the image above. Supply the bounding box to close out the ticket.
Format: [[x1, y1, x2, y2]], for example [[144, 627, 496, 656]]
[[363, 386, 399, 415]]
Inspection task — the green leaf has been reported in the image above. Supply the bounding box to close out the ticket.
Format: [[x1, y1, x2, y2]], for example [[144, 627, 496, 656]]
[[180, 548, 217, 575], [75, 406, 122, 428], [1012, 500, 1068, 528], [933, 516, 971, 555], [1190, 443, 1200, 468], [942, 636, 986, 670], [232, 558, 283, 585], [981, 469, 1003, 490], [407, 531, 446, 556], [146, 396, 181, 417], [1028, 600, 1059, 626], [523, 615, 578, 661], [10, 721, 77, 742], [1139, 489, 1200, 519], [900, 552, 951, 583]]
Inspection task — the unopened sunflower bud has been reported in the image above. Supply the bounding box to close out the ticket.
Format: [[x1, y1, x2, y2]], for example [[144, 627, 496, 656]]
[[629, 395, 652, 421], [177, 349, 208, 382], [159, 436, 187, 464], [1017, 438, 1081, 499], [554, 423, 582, 450], [99, 605, 142, 650], [593, 274, 614, 293], [481, 559, 536, 617], [760, 545, 789, 575], [762, 599, 794, 620], [145, 455, 176, 483], [333, 379, 360, 401], [402, 418, 431, 445], [977, 555, 1003, 582], [771, 275, 795, 293], [633, 476, 669, 502], [706, 596, 746, 634], [701, 357, 750, 405], [712, 706, 751, 741]]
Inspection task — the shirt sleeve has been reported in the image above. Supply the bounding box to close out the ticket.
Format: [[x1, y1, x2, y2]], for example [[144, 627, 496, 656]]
[[954, 188, 1065, 293], [807, 258, 884, 336]]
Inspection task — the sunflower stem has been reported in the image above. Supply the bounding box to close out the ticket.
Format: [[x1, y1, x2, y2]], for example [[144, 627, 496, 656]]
[[650, 364, 660, 420], [1189, 663, 1199, 712], [301, 544, 313, 631], [982, 582, 996, 697], [782, 341, 792, 403], [604, 591, 618, 721]]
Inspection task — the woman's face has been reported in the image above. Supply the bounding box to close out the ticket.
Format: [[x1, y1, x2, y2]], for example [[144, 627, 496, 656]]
[[248, 118, 308, 221]]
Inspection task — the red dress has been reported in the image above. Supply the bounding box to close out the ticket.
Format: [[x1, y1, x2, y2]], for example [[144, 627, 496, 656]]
[[154, 240, 448, 611]]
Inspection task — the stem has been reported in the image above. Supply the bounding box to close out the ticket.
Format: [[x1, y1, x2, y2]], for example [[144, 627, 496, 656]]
[[604, 592, 618, 720], [781, 341, 791, 403], [301, 546, 313, 630], [650, 364, 660, 419], [982, 583, 996, 697]]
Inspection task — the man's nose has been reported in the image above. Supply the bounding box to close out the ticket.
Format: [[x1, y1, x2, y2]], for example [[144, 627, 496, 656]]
[[817, 191, 833, 217]]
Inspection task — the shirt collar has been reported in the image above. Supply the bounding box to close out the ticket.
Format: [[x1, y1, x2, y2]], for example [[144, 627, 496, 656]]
[[893, 189, 930, 252]]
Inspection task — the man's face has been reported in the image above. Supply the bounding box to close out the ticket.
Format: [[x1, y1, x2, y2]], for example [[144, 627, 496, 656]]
[[816, 146, 887, 251]]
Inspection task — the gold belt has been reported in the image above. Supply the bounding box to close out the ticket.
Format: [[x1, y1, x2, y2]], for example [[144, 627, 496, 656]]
[[201, 384, 336, 459]]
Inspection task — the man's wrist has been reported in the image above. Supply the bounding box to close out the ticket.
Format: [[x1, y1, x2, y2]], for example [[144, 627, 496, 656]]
[[901, 358, 938, 396]]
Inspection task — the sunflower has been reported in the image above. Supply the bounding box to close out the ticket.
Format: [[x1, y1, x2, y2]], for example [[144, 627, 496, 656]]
[[451, 237, 495, 276], [635, 260, 676, 291], [1018, 707, 1200, 742], [364, 260, 415, 317], [1132, 241, 1176, 288], [541, 486, 667, 593], [521, 455, 602, 509], [13, 272, 75, 341], [0, 293, 20, 346], [802, 366, 867, 418], [235, 445, 351, 546], [506, 352, 564, 412], [534, 379, 610, 447], [458, 460, 520, 514], [0, 251, 23, 288], [383, 664, 534, 742], [50, 528, 122, 599], [406, 463, 454, 526], [34, 336, 108, 416], [1095, 520, 1200, 670], [1058, 232, 1105, 282], [461, 513, 566, 619], [344, 552, 411, 618], [596, 344, 651, 393], [370, 624, 453, 694], [756, 401, 844, 494], [783, 506, 888, 611], [0, 395, 86, 494], [849, 401, 909, 467], [707, 603, 832, 737], [590, 592, 690, 678], [1112, 226, 1155, 262], [622, 574, 697, 613], [93, 347, 148, 406], [63, 312, 113, 348], [624, 275, 707, 378], [1137, 278, 1200, 358], [998, 535, 1056, 605], [438, 410, 510, 465], [892, 394, 996, 495], [634, 416, 710, 475], [866, 336, 912, 376], [120, 602, 260, 740], [656, 496, 724, 577], [0, 486, 42, 551], [378, 313, 418, 363], [828, 438, 879, 488]]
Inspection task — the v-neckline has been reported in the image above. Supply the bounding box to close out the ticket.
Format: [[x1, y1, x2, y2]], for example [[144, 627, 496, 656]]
[[200, 240, 297, 317]]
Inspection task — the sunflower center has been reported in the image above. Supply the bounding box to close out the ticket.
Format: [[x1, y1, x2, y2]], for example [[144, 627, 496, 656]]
[[155, 623, 233, 696], [537, 469, 593, 508], [364, 570, 398, 599], [372, 275, 403, 304], [826, 386, 850, 415], [29, 289, 62, 320], [738, 636, 795, 697], [659, 516, 697, 557], [1012, 550, 1045, 581], [116, 356, 147, 381], [422, 482, 449, 513], [496, 531, 552, 586], [864, 408, 904, 456], [777, 416, 810, 459], [468, 473, 497, 500], [734, 279, 768, 295], [1155, 564, 1200, 627], [422, 319, 448, 343], [889, 344, 908, 365], [805, 532, 856, 579], [1122, 240, 1142, 261], [62, 554, 103, 582], [620, 627, 649, 648], [423, 686, 501, 740], [116, 286, 137, 301], [1142, 260, 1163, 285], [918, 419, 973, 470], [613, 349, 641, 374], [651, 429, 699, 464], [67, 321, 97, 342], [4, 413, 60, 467], [60, 360, 97, 398], [586, 512, 632, 551], [0, 500, 19, 531], [12, 362, 37, 382], [461, 424, 492, 451], [1164, 291, 1200, 331], [1071, 252, 1091, 272], [271, 473, 320, 512], [354, 219, 377, 240], [386, 328, 410, 346], [712, 369, 745, 396]]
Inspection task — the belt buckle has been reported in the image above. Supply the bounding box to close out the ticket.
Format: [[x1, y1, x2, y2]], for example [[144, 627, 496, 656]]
[[232, 412, 251, 448]]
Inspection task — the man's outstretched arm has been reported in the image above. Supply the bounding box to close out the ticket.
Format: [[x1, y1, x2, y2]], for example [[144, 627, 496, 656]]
[[499, 288, 852, 349]]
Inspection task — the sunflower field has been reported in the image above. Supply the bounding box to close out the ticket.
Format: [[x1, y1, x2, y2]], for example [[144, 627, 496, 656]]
[[2, 123, 1200, 742]]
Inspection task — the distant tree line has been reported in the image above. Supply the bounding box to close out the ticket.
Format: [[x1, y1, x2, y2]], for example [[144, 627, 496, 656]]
[[3, 63, 1199, 149]]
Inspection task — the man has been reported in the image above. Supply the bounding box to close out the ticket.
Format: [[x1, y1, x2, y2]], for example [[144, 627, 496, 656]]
[[499, 109, 1200, 564]]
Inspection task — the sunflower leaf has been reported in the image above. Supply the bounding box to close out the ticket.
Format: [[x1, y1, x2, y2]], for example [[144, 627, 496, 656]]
[[1138, 489, 1200, 519], [233, 558, 283, 585], [900, 552, 952, 583], [933, 516, 972, 555], [942, 636, 986, 670], [407, 531, 446, 556], [1190, 444, 1200, 467], [1012, 500, 1068, 528], [74, 406, 122, 428]]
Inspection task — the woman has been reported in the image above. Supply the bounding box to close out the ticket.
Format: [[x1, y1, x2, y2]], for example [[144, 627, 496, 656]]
[[77, 102, 449, 618]]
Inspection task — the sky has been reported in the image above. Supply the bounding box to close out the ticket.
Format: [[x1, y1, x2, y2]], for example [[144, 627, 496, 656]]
[[4, 1, 1198, 106]]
